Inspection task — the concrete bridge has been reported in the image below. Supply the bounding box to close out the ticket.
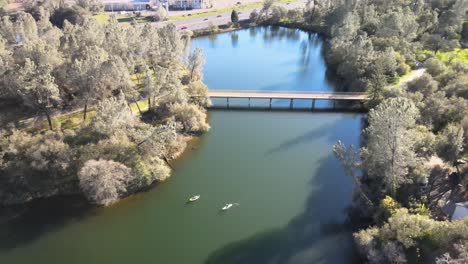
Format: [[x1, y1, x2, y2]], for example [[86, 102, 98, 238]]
[[207, 90, 369, 109]]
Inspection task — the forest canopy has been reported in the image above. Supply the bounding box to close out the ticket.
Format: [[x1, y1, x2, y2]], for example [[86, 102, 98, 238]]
[[0, 2, 210, 206]]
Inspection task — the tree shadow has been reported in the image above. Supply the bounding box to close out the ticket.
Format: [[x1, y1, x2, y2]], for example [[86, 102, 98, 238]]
[[266, 116, 360, 155], [0, 195, 97, 252], [205, 155, 361, 264]]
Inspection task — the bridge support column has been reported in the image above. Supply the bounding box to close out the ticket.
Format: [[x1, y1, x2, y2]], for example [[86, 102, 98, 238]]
[[311, 99, 315, 110], [290, 98, 294, 109], [269, 98, 272, 109], [227, 97, 229, 109], [333, 100, 336, 109], [248, 98, 251, 108]]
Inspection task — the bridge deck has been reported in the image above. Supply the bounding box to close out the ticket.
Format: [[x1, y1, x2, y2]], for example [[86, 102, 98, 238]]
[[208, 91, 368, 100]]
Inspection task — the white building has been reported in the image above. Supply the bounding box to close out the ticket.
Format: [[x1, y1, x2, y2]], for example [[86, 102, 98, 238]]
[[102, 0, 211, 11], [169, 0, 211, 10], [103, 0, 157, 11]]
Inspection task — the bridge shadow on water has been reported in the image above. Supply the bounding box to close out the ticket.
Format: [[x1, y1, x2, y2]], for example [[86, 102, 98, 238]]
[[204, 154, 361, 264], [265, 121, 347, 155], [0, 195, 97, 252]]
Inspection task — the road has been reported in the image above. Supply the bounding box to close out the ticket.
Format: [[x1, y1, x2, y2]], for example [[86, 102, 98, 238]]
[[154, 1, 307, 31]]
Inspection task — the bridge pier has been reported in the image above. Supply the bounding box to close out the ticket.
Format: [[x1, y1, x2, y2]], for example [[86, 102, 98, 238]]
[[311, 99, 315, 110], [269, 98, 272, 109], [227, 97, 229, 109], [248, 97, 251, 108], [290, 98, 294, 109], [333, 100, 336, 109]]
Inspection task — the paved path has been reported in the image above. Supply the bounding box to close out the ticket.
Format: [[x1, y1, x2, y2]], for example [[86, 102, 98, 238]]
[[399, 68, 426, 86]]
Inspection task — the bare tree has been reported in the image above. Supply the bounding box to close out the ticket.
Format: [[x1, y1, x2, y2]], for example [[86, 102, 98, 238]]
[[187, 48, 205, 81], [78, 159, 135, 206]]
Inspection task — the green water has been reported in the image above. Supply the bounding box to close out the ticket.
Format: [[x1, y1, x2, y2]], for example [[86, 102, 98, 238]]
[[0, 111, 362, 264], [1, 26, 363, 263]]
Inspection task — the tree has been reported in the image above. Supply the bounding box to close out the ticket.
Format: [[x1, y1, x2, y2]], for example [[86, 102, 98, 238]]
[[0, 12, 39, 44], [186, 81, 211, 107], [406, 74, 439, 98], [376, 7, 418, 40], [146, 65, 183, 112], [66, 46, 121, 121], [0, 130, 72, 203], [14, 60, 61, 130], [436, 124, 464, 165], [170, 103, 210, 133], [231, 10, 239, 24], [354, 208, 436, 263], [134, 122, 180, 164], [365, 66, 387, 105], [354, 208, 468, 263], [333, 141, 374, 208], [91, 93, 136, 136], [362, 97, 419, 197], [78, 159, 135, 206], [422, 33, 459, 54], [261, 0, 275, 17], [462, 22, 468, 47], [187, 48, 205, 81], [250, 9, 259, 22], [76, 0, 103, 13], [154, 7, 167, 22], [270, 6, 286, 23], [436, 244, 468, 264]]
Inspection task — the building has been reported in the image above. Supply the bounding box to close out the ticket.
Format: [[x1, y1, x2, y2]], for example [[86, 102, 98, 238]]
[[102, 0, 211, 11], [103, 0, 157, 11], [169, 0, 211, 10]]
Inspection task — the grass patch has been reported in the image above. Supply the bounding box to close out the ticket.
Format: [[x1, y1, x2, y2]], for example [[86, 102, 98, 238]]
[[117, 15, 154, 24], [93, 13, 110, 23], [391, 71, 413, 85], [418, 48, 468, 67], [168, 0, 296, 22], [434, 48, 468, 64], [31, 98, 151, 133], [93, 12, 154, 25]]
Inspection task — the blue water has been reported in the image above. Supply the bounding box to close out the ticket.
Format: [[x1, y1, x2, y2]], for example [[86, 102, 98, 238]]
[[192, 26, 336, 92]]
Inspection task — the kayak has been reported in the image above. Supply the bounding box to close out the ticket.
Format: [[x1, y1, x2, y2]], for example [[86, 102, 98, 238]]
[[222, 203, 233, 210], [188, 195, 200, 202]]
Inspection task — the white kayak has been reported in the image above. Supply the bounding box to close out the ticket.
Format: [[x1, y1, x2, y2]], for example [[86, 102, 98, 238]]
[[188, 195, 200, 202], [222, 203, 233, 210]]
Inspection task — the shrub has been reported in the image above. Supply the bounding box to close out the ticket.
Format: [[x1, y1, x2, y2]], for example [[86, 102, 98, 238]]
[[78, 159, 135, 206], [153, 7, 167, 22], [170, 103, 210, 134]]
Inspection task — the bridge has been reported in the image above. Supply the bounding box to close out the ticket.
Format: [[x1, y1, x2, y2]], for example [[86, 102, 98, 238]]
[[207, 90, 369, 109]]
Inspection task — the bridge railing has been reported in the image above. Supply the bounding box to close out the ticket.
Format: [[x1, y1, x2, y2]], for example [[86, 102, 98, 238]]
[[208, 90, 366, 95]]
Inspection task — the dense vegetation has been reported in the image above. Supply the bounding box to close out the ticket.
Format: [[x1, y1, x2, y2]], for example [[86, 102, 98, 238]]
[[252, 0, 468, 263], [0, 1, 210, 206]]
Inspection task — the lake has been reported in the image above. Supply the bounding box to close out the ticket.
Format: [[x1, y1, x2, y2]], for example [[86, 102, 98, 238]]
[[0, 27, 362, 264]]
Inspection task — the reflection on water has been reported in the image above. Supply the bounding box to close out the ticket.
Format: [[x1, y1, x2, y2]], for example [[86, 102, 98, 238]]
[[192, 26, 337, 92], [230, 32, 239, 48]]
